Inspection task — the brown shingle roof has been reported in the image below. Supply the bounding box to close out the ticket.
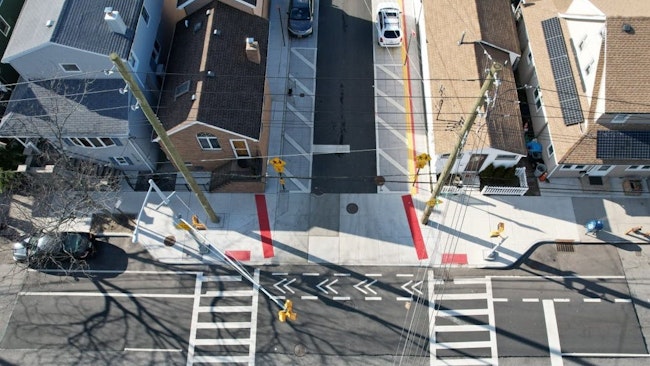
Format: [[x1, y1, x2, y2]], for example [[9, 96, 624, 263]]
[[605, 17, 650, 113], [424, 0, 525, 155], [158, 1, 268, 139]]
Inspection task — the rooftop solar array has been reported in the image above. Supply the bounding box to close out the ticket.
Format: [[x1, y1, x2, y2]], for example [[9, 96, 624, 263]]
[[541, 17, 584, 126], [596, 130, 650, 159]]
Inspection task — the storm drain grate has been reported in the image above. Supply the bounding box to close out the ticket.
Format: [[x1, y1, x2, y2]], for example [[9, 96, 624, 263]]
[[556, 241, 575, 252]]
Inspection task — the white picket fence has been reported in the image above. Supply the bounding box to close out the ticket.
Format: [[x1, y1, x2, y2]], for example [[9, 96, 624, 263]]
[[480, 167, 529, 196]]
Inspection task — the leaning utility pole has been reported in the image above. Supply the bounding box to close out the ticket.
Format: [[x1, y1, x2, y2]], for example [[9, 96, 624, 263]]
[[109, 53, 220, 223], [421, 62, 502, 224]]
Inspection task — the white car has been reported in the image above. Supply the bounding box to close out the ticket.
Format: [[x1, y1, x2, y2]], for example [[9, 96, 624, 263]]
[[376, 3, 402, 47]]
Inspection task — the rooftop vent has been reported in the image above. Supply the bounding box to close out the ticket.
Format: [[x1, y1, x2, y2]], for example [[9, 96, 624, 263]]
[[104, 7, 127, 35], [45, 19, 54, 27], [622, 23, 634, 34], [245, 37, 260, 64]]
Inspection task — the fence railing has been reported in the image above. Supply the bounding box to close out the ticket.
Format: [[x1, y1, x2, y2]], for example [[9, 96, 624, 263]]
[[480, 167, 529, 196]]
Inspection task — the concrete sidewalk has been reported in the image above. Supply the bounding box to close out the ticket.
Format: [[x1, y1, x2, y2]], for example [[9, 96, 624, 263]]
[[110, 184, 650, 268]]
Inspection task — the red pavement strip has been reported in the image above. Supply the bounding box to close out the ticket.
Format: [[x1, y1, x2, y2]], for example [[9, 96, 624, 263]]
[[255, 194, 275, 258], [225, 250, 251, 261], [442, 253, 468, 265], [401, 195, 428, 260]]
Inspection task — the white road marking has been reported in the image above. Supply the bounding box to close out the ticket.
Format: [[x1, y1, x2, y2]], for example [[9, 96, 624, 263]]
[[365, 297, 382, 301], [124, 348, 181, 352], [249, 269, 260, 365], [397, 296, 412, 301], [271, 295, 286, 301], [194, 338, 250, 346], [584, 298, 601, 303], [562, 353, 650, 357], [436, 308, 489, 317], [428, 270, 436, 365], [333, 296, 350, 301], [440, 293, 488, 300], [29, 269, 201, 275], [492, 298, 508, 302], [553, 298, 570, 303], [454, 278, 488, 284], [365, 273, 382, 277], [186, 273, 203, 366], [301, 295, 318, 300], [397, 273, 414, 277], [543, 299, 563, 366], [302, 273, 320, 276], [334, 273, 350, 276], [272, 272, 288, 276], [485, 277, 499, 363], [432, 358, 495, 365], [488, 275, 625, 280], [19, 292, 194, 298], [291, 47, 316, 70], [523, 298, 540, 302], [615, 298, 632, 303], [193, 355, 251, 363], [202, 275, 241, 282]]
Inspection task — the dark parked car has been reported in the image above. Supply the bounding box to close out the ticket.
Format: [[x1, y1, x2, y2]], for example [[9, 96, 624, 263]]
[[13, 232, 96, 264], [288, 0, 314, 37]]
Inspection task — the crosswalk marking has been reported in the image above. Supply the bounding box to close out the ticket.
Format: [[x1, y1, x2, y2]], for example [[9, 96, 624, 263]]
[[435, 340, 493, 349], [438, 293, 488, 300], [202, 275, 242, 282], [434, 358, 495, 365], [436, 308, 489, 317], [434, 324, 493, 332], [187, 271, 259, 366]]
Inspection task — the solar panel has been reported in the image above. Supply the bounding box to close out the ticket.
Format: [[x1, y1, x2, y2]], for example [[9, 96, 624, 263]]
[[597, 130, 650, 159], [541, 17, 584, 126]]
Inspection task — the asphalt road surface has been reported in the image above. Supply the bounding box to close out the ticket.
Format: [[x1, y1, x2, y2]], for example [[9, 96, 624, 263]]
[[312, 0, 378, 193]]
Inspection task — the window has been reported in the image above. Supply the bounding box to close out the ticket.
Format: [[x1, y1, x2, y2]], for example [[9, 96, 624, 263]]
[[611, 114, 630, 124], [627, 165, 650, 171], [60, 64, 80, 72], [495, 155, 517, 160], [547, 144, 554, 156], [151, 40, 161, 64], [66, 137, 117, 148], [128, 50, 138, 70], [231, 140, 250, 158], [440, 154, 450, 159], [561, 164, 589, 170], [197, 132, 220, 150], [585, 59, 595, 75], [112, 157, 132, 166], [141, 6, 150, 25], [534, 87, 542, 111], [0, 15, 9, 36], [578, 34, 588, 51], [175, 80, 191, 99]]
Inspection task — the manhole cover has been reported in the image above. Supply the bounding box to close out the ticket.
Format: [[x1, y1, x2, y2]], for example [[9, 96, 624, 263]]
[[375, 176, 386, 186], [346, 203, 359, 214], [294, 344, 306, 357], [163, 235, 176, 247]]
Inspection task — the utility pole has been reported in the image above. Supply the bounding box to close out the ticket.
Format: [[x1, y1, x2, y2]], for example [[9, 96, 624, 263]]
[[109, 53, 220, 223], [421, 62, 502, 224]]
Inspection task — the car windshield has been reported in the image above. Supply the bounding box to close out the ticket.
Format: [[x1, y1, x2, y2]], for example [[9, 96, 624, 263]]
[[290, 8, 310, 20], [62, 233, 88, 253], [384, 30, 400, 39]]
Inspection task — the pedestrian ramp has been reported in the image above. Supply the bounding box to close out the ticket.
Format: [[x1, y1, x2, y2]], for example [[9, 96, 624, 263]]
[[429, 276, 498, 365], [186, 271, 260, 365]]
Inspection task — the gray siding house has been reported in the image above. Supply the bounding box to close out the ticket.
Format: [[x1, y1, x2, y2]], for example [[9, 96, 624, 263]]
[[0, 0, 182, 172]]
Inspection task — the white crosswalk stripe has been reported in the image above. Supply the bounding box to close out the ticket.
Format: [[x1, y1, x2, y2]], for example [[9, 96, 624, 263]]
[[186, 271, 259, 366], [430, 272, 499, 365]]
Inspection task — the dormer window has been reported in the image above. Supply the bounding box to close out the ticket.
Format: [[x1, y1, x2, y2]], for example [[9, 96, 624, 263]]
[[175, 80, 190, 99], [60, 63, 80, 72]]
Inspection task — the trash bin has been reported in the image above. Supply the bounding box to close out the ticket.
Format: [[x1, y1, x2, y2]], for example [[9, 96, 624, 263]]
[[534, 163, 547, 177]]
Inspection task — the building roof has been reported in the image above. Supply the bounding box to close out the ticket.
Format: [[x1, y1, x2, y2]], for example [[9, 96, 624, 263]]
[[157, 1, 268, 139], [0, 78, 130, 137], [3, 0, 141, 63], [604, 17, 650, 113], [424, 0, 526, 156]]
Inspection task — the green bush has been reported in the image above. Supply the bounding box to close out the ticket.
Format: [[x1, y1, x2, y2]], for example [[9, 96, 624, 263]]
[[479, 164, 495, 178]]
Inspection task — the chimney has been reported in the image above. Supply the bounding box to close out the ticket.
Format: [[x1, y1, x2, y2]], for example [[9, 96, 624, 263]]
[[104, 7, 127, 35], [245, 37, 261, 64]]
